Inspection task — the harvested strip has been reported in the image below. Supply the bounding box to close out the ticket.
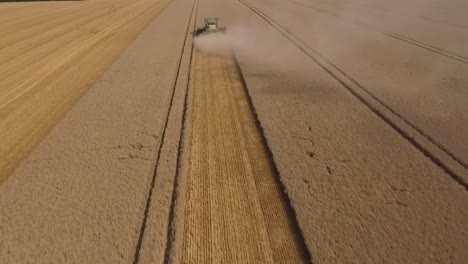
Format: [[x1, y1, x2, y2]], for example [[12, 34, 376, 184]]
[[181, 50, 308, 263], [0, 0, 171, 183]]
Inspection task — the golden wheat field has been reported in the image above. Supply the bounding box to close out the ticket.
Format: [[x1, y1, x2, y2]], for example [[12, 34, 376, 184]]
[[0, 0, 170, 183]]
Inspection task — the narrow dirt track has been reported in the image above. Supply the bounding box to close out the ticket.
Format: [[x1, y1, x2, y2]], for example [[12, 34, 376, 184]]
[[181, 50, 309, 263], [0, 0, 171, 183]]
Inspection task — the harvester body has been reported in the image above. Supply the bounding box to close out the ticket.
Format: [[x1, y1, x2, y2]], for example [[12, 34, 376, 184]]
[[194, 17, 227, 36]]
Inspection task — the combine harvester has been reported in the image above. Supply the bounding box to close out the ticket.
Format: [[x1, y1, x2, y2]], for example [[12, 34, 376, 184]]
[[194, 17, 226, 36]]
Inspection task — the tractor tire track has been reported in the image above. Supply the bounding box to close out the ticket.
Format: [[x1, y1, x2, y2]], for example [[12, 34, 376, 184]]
[[161, 0, 199, 261], [131, 0, 197, 262], [0, 0, 192, 260], [159, 4, 313, 262], [288, 0, 468, 65], [239, 0, 468, 189]]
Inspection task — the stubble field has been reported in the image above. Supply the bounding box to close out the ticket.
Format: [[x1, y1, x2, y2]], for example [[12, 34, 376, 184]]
[[0, 0, 170, 183], [1, 0, 467, 263]]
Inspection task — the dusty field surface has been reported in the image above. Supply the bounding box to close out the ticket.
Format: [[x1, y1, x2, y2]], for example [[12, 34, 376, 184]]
[[247, 0, 468, 178], [0, 0, 170, 183], [195, 0, 468, 262], [1, 0, 467, 262], [0, 0, 195, 261], [180, 50, 308, 263]]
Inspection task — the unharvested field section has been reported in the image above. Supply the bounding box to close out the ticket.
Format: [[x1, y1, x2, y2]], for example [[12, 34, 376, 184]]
[[0, 0, 171, 183]]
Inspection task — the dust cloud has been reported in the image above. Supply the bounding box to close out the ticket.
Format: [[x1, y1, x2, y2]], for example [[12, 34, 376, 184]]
[[194, 23, 305, 74]]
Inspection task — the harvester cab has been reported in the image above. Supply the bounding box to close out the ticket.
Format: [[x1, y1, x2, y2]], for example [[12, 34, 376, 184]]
[[194, 17, 227, 36]]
